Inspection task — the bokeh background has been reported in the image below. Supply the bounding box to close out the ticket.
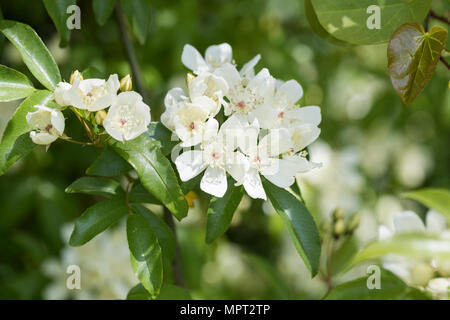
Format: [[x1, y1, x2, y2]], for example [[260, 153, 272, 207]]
[[0, 0, 449, 299]]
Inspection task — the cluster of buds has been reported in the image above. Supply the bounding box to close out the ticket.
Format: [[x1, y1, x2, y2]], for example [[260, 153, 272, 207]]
[[331, 207, 360, 238]]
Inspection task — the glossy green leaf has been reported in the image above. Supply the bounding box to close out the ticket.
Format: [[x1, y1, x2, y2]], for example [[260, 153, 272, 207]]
[[86, 146, 132, 177], [403, 189, 450, 223], [127, 283, 191, 300], [126, 283, 152, 300], [127, 213, 163, 296], [69, 195, 128, 246], [0, 20, 61, 90], [128, 183, 161, 205], [330, 236, 359, 276], [206, 178, 244, 244], [326, 268, 431, 300], [43, 0, 76, 47], [81, 66, 104, 79], [262, 180, 321, 277], [0, 65, 35, 101], [93, 0, 116, 26], [120, 0, 151, 44], [65, 176, 120, 197], [349, 233, 450, 268], [311, 0, 432, 45], [145, 122, 178, 156], [388, 23, 448, 106], [0, 90, 53, 175], [110, 135, 188, 220]]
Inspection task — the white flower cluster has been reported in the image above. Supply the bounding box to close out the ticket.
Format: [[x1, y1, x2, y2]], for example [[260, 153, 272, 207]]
[[162, 43, 322, 199], [26, 73, 151, 145]]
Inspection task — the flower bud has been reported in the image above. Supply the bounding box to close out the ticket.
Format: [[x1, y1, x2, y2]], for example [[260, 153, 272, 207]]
[[69, 70, 83, 84], [348, 213, 361, 232], [410, 263, 434, 287], [333, 219, 346, 237], [95, 110, 107, 126], [332, 208, 344, 221], [186, 72, 195, 85], [120, 74, 132, 91]]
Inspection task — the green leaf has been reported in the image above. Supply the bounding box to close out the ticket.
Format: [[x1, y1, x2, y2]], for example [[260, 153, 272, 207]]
[[349, 233, 450, 269], [206, 178, 244, 244], [127, 283, 191, 300], [65, 176, 121, 197], [330, 236, 359, 276], [0, 90, 53, 175], [81, 66, 104, 79], [120, 0, 151, 45], [109, 135, 188, 220], [93, 0, 116, 26], [388, 23, 448, 106], [126, 283, 152, 300], [262, 180, 321, 277], [127, 213, 163, 296], [128, 183, 161, 205], [311, 0, 432, 45], [402, 188, 450, 223], [0, 65, 35, 101], [326, 268, 431, 300], [86, 146, 132, 177], [69, 194, 128, 246], [145, 122, 178, 156], [0, 20, 61, 90], [43, 0, 76, 47]]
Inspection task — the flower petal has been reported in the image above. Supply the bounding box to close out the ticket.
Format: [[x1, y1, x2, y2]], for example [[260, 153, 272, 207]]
[[393, 211, 426, 233], [261, 158, 298, 188], [181, 44, 209, 73], [276, 79, 303, 108], [200, 166, 227, 197], [175, 150, 206, 181], [286, 106, 322, 126], [243, 168, 266, 200], [205, 43, 232, 67], [426, 210, 447, 234]]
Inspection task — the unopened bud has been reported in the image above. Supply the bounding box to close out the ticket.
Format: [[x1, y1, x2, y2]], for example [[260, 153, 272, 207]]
[[332, 208, 345, 221], [333, 219, 346, 237], [410, 263, 434, 287], [348, 213, 361, 232], [120, 75, 132, 91], [70, 70, 83, 84], [186, 72, 195, 85], [95, 110, 107, 125]]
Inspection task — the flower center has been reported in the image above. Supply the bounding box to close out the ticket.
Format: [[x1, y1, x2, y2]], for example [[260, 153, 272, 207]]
[[278, 111, 285, 118], [120, 119, 127, 126], [189, 122, 195, 130], [45, 124, 53, 132], [237, 101, 245, 109]]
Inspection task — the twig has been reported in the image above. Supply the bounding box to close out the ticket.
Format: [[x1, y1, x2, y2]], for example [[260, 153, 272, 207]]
[[163, 208, 186, 288], [440, 56, 450, 70], [115, 2, 149, 102], [429, 10, 450, 25]]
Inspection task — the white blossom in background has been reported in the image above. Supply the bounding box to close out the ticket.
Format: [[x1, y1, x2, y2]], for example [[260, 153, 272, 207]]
[[26, 105, 65, 145], [103, 91, 151, 142], [42, 222, 138, 300], [378, 210, 450, 299], [165, 43, 322, 199], [54, 74, 120, 111]]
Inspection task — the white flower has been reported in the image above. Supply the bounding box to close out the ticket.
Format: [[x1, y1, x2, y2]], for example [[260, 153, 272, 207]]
[[188, 72, 229, 114], [181, 43, 261, 77], [103, 91, 150, 142], [26, 105, 65, 145], [55, 74, 120, 111], [175, 117, 246, 198], [161, 88, 189, 132]]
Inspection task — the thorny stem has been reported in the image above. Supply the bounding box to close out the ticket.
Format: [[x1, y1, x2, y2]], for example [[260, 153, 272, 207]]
[[115, 1, 150, 103], [163, 208, 186, 289]]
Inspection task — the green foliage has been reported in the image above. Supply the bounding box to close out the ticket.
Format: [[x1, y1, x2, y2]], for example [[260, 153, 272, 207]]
[[388, 23, 448, 106], [93, 0, 116, 26], [0, 65, 35, 102], [127, 213, 163, 297], [43, 0, 76, 47], [262, 180, 321, 277], [403, 188, 450, 223], [69, 194, 129, 246], [0, 20, 61, 90], [86, 147, 132, 177], [310, 0, 432, 45], [329, 236, 359, 276], [127, 283, 191, 300], [0, 90, 52, 175], [120, 0, 151, 45], [65, 176, 121, 197], [206, 177, 244, 244]]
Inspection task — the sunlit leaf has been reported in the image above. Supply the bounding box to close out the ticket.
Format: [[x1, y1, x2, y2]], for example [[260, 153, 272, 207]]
[[65, 176, 120, 197], [0, 65, 35, 102], [403, 188, 450, 223], [388, 23, 448, 106]]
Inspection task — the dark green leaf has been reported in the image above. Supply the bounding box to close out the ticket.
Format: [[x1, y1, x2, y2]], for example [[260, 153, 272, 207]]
[[110, 135, 188, 220], [93, 0, 116, 26], [65, 176, 120, 197], [0, 90, 53, 175], [330, 236, 359, 276], [128, 183, 161, 205], [69, 194, 128, 246], [43, 0, 76, 47], [388, 23, 448, 106], [86, 146, 132, 177], [0, 65, 35, 101], [127, 283, 191, 300], [127, 213, 163, 296], [402, 188, 450, 223], [120, 0, 151, 44], [81, 66, 104, 79], [0, 20, 61, 90], [263, 180, 321, 277], [206, 178, 244, 243], [311, 0, 432, 45], [126, 283, 151, 300]]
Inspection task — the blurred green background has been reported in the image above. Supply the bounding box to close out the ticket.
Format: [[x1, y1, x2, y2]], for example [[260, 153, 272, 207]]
[[0, 0, 449, 299]]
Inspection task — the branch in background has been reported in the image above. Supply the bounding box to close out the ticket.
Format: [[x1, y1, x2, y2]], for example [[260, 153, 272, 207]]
[[429, 10, 450, 26], [115, 2, 149, 102], [163, 208, 186, 289], [440, 56, 450, 70]]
